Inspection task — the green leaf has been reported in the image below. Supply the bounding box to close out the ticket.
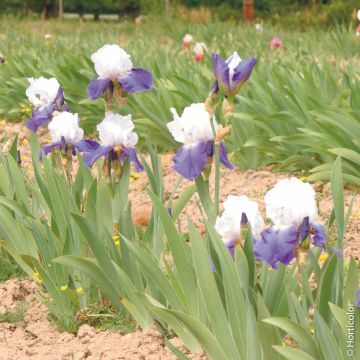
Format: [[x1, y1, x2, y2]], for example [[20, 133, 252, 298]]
[[150, 307, 229, 360], [263, 318, 319, 358], [314, 312, 343, 360], [272, 346, 317, 360]]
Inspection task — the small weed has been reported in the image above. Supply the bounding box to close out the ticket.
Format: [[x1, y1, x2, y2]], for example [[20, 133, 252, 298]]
[[0, 301, 26, 324], [0, 252, 26, 283]]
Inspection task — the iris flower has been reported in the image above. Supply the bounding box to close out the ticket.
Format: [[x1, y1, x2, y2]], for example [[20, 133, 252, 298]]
[[82, 111, 143, 171], [26, 77, 68, 132], [215, 195, 265, 257], [41, 111, 97, 159], [254, 178, 327, 269], [211, 52, 256, 98], [87, 44, 153, 100], [167, 103, 233, 180]]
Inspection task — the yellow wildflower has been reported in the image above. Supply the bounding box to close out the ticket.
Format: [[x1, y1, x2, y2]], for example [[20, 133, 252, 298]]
[[113, 234, 120, 246], [60, 285, 68, 291], [131, 172, 139, 179], [319, 253, 328, 262], [33, 272, 40, 279], [40, 164, 45, 171], [22, 139, 29, 145], [76, 287, 85, 295], [299, 176, 308, 182], [129, 177, 134, 184]]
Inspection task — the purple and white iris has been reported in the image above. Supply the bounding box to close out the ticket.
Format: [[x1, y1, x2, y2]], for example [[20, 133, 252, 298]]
[[26, 77, 68, 132], [82, 111, 143, 171], [87, 44, 153, 100], [211, 52, 256, 98], [41, 111, 97, 158], [167, 103, 233, 181], [254, 178, 327, 269], [215, 195, 265, 257]]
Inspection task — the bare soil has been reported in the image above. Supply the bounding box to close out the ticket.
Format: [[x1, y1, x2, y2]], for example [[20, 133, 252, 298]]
[[1, 122, 360, 359], [0, 279, 206, 360]]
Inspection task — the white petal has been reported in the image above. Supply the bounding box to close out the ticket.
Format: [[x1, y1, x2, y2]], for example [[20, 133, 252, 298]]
[[215, 195, 264, 243], [97, 111, 138, 147], [264, 177, 318, 226], [48, 112, 83, 142], [167, 103, 217, 145], [26, 77, 60, 108], [91, 44, 133, 79]]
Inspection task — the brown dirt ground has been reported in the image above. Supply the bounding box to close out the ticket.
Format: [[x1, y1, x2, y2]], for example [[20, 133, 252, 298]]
[[0, 279, 206, 360], [1, 122, 360, 359]]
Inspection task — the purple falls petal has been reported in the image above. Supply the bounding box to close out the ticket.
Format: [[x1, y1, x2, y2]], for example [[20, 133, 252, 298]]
[[54, 86, 66, 110], [310, 222, 327, 248], [172, 141, 208, 181], [120, 147, 144, 172], [87, 78, 112, 100], [83, 145, 113, 168], [254, 224, 298, 269], [298, 217, 310, 243], [26, 104, 54, 132], [225, 239, 236, 258], [210, 80, 219, 96], [119, 68, 153, 93], [206, 140, 214, 157], [39, 141, 61, 161], [70, 139, 100, 153], [231, 57, 257, 90], [212, 53, 230, 90], [219, 142, 234, 169]]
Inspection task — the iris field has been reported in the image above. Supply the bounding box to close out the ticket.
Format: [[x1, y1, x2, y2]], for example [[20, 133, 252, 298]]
[[0, 16, 360, 359]]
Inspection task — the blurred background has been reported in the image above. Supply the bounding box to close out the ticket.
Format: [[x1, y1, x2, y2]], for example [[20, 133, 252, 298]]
[[0, 0, 359, 27]]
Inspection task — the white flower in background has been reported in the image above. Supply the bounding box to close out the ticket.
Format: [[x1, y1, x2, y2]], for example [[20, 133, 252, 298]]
[[264, 177, 318, 227], [167, 103, 216, 145], [193, 42, 207, 62], [357, 9, 360, 21], [97, 111, 138, 147], [194, 42, 207, 54], [26, 77, 60, 108], [255, 23, 263, 32], [44, 33, 52, 40], [48, 112, 83, 142], [182, 34, 193, 49], [91, 44, 133, 79], [215, 195, 265, 243]]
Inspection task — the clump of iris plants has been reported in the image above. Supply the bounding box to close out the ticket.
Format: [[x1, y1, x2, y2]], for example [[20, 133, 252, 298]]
[[215, 177, 327, 269], [25, 44, 153, 181]]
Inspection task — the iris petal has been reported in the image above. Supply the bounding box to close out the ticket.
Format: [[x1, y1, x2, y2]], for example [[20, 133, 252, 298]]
[[219, 142, 234, 169], [298, 217, 310, 243], [311, 222, 327, 248], [231, 57, 257, 89], [87, 78, 113, 100], [26, 104, 54, 132], [83, 145, 113, 168], [119, 68, 153, 93], [172, 141, 208, 180], [120, 147, 144, 172], [211, 54, 230, 90], [254, 224, 298, 268]]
